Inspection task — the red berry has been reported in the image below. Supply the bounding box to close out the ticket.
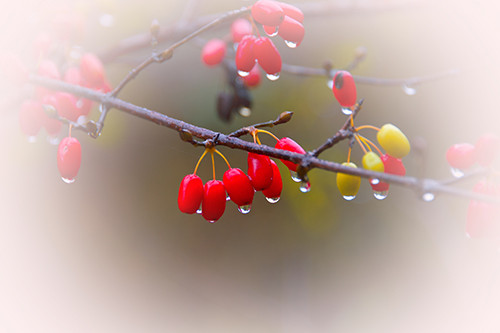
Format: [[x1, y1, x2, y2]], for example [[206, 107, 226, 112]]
[[253, 36, 281, 77], [57, 137, 82, 183], [277, 15, 304, 47], [242, 64, 261, 88], [201, 39, 226, 66], [247, 152, 273, 190], [80, 53, 105, 87], [40, 94, 63, 136], [274, 137, 306, 172], [263, 25, 278, 37], [277, 2, 304, 23], [475, 133, 500, 167], [332, 70, 357, 108], [262, 160, 283, 201], [178, 174, 204, 214], [231, 18, 253, 43], [251, 0, 284, 27], [54, 92, 80, 122], [371, 154, 406, 192], [202, 180, 226, 222], [235, 35, 257, 74], [223, 168, 254, 207], [446, 143, 476, 170], [466, 180, 500, 239], [19, 100, 45, 137]]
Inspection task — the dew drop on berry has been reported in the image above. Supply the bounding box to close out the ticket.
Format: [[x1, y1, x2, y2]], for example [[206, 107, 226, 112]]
[[266, 73, 280, 81], [226, 195, 231, 201], [343, 195, 356, 201], [61, 177, 75, 184], [196, 209, 202, 214], [402, 84, 417, 96], [370, 178, 380, 185], [422, 192, 435, 202], [284, 40, 297, 48], [47, 136, 60, 145], [373, 191, 388, 200], [208, 220, 216, 224], [450, 167, 465, 178], [238, 70, 250, 77], [238, 204, 252, 214], [238, 107, 252, 117], [299, 181, 311, 193], [27, 136, 37, 143], [266, 196, 280, 204], [341, 107, 353, 115], [290, 171, 301, 183], [327, 79, 333, 90]]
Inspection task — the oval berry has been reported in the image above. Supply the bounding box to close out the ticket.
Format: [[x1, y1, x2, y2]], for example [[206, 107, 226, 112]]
[[446, 143, 476, 170], [242, 64, 261, 88], [336, 162, 361, 198], [54, 92, 81, 122], [251, 0, 284, 27], [371, 154, 406, 192], [235, 35, 257, 75], [262, 160, 283, 200], [253, 36, 281, 76], [19, 100, 45, 137], [362, 151, 384, 173], [332, 70, 357, 108], [247, 152, 273, 191], [278, 16, 304, 47], [223, 168, 254, 207], [277, 2, 304, 22], [274, 137, 306, 172], [201, 39, 226, 66], [377, 123, 411, 159], [202, 180, 226, 222], [475, 133, 500, 167], [80, 53, 105, 87], [231, 18, 253, 43], [57, 137, 82, 183], [178, 174, 204, 214]]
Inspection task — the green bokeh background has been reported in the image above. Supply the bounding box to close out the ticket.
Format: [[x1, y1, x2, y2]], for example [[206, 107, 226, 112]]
[[1, 0, 500, 332]]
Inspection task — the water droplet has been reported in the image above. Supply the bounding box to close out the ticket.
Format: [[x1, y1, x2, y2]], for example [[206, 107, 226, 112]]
[[61, 177, 75, 184], [299, 181, 311, 193], [284, 40, 297, 48], [208, 220, 216, 224], [77, 115, 88, 125], [196, 209, 202, 214], [76, 99, 84, 108], [370, 178, 380, 185], [327, 79, 333, 90], [290, 171, 301, 183], [237, 70, 250, 77], [238, 107, 251, 117], [266, 73, 280, 81], [373, 191, 388, 200], [341, 107, 353, 115], [402, 84, 417, 96], [27, 136, 37, 143], [99, 13, 115, 27], [226, 195, 231, 201], [422, 192, 435, 202], [47, 136, 59, 145], [265, 196, 280, 204], [265, 27, 278, 37], [238, 204, 252, 214], [343, 195, 356, 201], [450, 167, 464, 178]]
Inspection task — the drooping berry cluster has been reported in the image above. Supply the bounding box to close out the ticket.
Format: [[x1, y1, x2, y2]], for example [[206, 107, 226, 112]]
[[178, 131, 307, 222]]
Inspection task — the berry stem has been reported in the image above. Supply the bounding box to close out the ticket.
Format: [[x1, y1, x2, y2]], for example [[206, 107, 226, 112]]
[[194, 148, 208, 175], [355, 125, 380, 132], [248, 15, 261, 38], [347, 146, 352, 163], [256, 129, 279, 142], [211, 150, 216, 180], [358, 134, 383, 156], [69, 124, 73, 138], [215, 149, 231, 169], [354, 134, 368, 154]]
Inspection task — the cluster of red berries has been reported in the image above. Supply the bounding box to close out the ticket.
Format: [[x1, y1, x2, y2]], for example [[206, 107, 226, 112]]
[[178, 133, 306, 222], [446, 133, 500, 177], [336, 122, 410, 200], [7, 20, 112, 184], [201, 1, 304, 84]]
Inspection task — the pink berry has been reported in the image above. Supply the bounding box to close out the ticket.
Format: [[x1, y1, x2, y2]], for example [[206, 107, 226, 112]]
[[332, 70, 357, 108], [57, 136, 82, 182], [253, 36, 281, 76], [277, 2, 304, 23], [178, 174, 204, 214], [278, 15, 304, 47], [251, 0, 284, 27], [371, 154, 406, 193], [80, 53, 105, 87], [201, 39, 226, 66], [235, 35, 257, 74], [54, 92, 80, 122], [242, 64, 261, 88], [446, 143, 476, 170], [231, 18, 253, 43]]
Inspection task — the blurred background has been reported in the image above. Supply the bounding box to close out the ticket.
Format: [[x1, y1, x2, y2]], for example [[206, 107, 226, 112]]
[[1, 0, 500, 332]]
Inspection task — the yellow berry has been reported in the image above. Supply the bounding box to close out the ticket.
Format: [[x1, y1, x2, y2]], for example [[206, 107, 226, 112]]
[[376, 123, 410, 158], [336, 162, 361, 198], [362, 151, 384, 172]]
